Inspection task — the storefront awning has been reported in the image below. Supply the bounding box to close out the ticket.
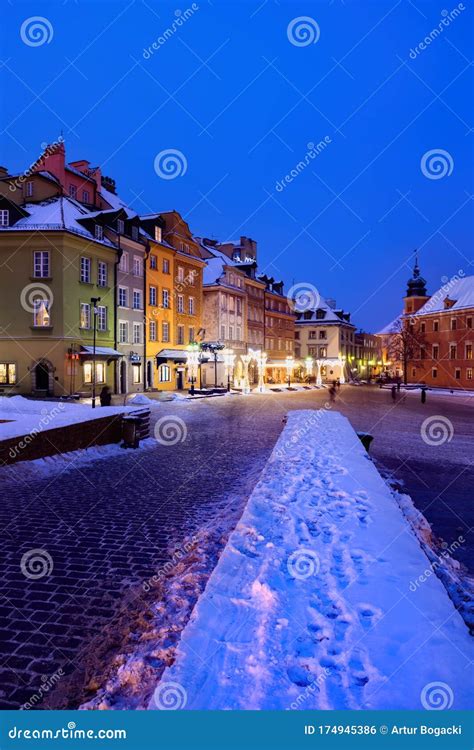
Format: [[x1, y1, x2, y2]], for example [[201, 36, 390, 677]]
[[80, 346, 121, 358], [155, 349, 188, 364]]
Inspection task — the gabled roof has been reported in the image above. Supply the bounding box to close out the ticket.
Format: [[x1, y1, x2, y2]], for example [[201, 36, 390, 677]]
[[295, 296, 350, 325], [376, 315, 402, 335]]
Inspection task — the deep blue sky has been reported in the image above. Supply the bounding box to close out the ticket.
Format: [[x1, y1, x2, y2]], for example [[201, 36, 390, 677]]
[[2, 0, 473, 331]]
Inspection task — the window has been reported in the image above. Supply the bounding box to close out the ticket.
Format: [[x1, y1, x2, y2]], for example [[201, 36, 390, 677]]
[[451, 318, 457, 331], [0, 363, 16, 384], [316, 309, 326, 319], [162, 321, 169, 342], [95, 224, 103, 241], [130, 226, 138, 241], [319, 346, 327, 358], [133, 257, 143, 276], [466, 317, 472, 329], [188, 297, 195, 315], [119, 252, 129, 272], [80, 303, 91, 329], [0, 210, 9, 226], [26, 181, 33, 197], [69, 184, 77, 199], [467, 368, 473, 381], [149, 254, 157, 269], [117, 219, 125, 234], [162, 289, 170, 308], [118, 287, 128, 307], [82, 190, 90, 203], [221, 325, 226, 340], [149, 321, 157, 341], [133, 290, 142, 310], [119, 321, 128, 343], [177, 266, 184, 283], [466, 344, 472, 360], [97, 305, 107, 331], [163, 258, 170, 274], [432, 345, 439, 360], [189, 327, 195, 343], [177, 325, 184, 345], [132, 364, 142, 384], [155, 226, 162, 243], [80, 257, 91, 283], [455, 368, 461, 380], [433, 320, 439, 332], [420, 347, 426, 360], [229, 326, 234, 340], [159, 365, 171, 382], [236, 298, 242, 315], [133, 322, 142, 344], [432, 368, 437, 379], [412, 368, 416, 377], [33, 250, 50, 278], [319, 330, 327, 339], [450, 344, 457, 360], [84, 363, 105, 384], [149, 286, 157, 306], [236, 327, 242, 341], [97, 261, 107, 287], [177, 294, 184, 313], [420, 322, 425, 333], [308, 331, 317, 340], [32, 299, 50, 327]]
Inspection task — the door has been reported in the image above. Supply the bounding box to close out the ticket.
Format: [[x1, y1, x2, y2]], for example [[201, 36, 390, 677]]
[[146, 361, 153, 389], [120, 361, 127, 394], [177, 370, 183, 390], [35, 362, 50, 393]]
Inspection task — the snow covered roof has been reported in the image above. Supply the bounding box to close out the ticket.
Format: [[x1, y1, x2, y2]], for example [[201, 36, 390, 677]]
[[99, 185, 137, 218], [3, 197, 116, 247], [416, 275, 474, 315], [295, 296, 353, 326], [80, 346, 121, 357], [377, 315, 402, 335], [203, 256, 226, 285]]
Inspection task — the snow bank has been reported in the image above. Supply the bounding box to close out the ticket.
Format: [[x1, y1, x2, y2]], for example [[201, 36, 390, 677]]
[[151, 410, 473, 710]]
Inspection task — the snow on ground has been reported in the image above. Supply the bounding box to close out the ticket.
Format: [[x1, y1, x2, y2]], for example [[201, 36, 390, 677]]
[[150, 409, 473, 710], [0, 396, 143, 441]]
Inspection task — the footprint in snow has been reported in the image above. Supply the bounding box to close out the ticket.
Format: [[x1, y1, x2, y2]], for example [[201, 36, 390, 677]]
[[287, 664, 314, 688]]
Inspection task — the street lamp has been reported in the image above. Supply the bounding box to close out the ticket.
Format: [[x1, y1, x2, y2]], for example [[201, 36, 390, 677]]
[[241, 353, 252, 394], [255, 349, 267, 393], [285, 355, 294, 389], [222, 348, 236, 391], [340, 355, 346, 385], [186, 343, 200, 396], [91, 296, 101, 409]]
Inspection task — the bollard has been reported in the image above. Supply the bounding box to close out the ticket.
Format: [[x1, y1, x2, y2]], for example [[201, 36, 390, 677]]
[[421, 388, 427, 404]]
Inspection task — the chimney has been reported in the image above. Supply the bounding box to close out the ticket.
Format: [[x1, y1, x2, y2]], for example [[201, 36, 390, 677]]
[[34, 140, 66, 185], [326, 298, 336, 309], [101, 175, 116, 195]]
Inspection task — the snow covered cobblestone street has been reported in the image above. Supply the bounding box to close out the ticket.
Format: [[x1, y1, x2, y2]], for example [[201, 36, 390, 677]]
[[0, 386, 472, 709], [153, 410, 473, 710]]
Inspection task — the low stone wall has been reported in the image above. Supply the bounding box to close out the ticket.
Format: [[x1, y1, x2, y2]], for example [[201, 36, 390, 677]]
[[0, 413, 125, 466]]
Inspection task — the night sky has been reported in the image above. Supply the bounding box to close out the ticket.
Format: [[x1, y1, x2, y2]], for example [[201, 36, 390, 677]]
[[2, 0, 473, 331]]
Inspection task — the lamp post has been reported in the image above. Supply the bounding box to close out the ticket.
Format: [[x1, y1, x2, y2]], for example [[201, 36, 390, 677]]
[[304, 356, 313, 381], [186, 343, 200, 396], [340, 355, 346, 385], [285, 355, 294, 390], [91, 296, 101, 408], [316, 359, 322, 386], [222, 348, 236, 391]]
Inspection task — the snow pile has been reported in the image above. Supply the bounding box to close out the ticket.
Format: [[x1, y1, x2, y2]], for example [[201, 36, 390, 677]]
[[150, 410, 473, 710], [127, 394, 157, 406]]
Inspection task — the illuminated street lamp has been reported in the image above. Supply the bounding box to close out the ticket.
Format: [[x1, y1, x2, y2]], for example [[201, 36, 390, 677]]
[[186, 343, 200, 396], [241, 353, 252, 394], [222, 348, 236, 391], [285, 355, 294, 389], [340, 355, 346, 385], [304, 356, 313, 378], [255, 349, 268, 393]]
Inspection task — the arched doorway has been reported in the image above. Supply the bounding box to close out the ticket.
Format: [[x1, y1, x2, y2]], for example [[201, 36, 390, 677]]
[[33, 359, 53, 395], [120, 360, 127, 394], [146, 360, 153, 389]]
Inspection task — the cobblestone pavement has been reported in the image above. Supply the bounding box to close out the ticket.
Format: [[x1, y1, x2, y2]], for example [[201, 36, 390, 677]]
[[1, 386, 472, 709]]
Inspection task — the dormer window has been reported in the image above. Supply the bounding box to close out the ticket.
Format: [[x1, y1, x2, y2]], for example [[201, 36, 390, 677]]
[[303, 311, 312, 320], [0, 210, 9, 226], [69, 185, 77, 199], [117, 219, 124, 234], [95, 224, 103, 241], [132, 225, 139, 241], [155, 226, 162, 242], [316, 309, 326, 319]]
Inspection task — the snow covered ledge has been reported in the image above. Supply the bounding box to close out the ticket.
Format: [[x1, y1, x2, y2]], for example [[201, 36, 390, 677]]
[[150, 409, 473, 711]]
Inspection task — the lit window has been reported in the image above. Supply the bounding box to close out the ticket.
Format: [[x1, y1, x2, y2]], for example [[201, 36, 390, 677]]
[[80, 303, 91, 329], [149, 286, 157, 306], [0, 363, 16, 384], [466, 344, 472, 360], [97, 305, 107, 331], [467, 368, 472, 380], [132, 364, 142, 384], [162, 289, 170, 308], [159, 365, 171, 382], [177, 266, 184, 283], [149, 255, 157, 269], [33, 299, 50, 327]]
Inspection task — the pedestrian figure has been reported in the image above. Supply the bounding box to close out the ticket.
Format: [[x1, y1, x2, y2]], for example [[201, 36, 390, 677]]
[[421, 387, 427, 404], [100, 385, 112, 406], [397, 381, 401, 392], [329, 384, 337, 402], [391, 385, 397, 401], [336, 378, 341, 389]]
